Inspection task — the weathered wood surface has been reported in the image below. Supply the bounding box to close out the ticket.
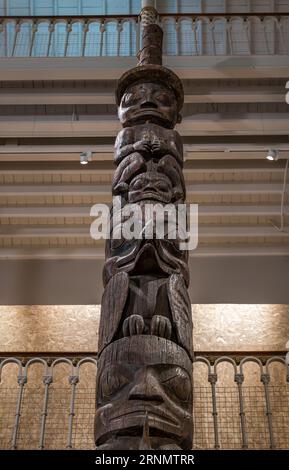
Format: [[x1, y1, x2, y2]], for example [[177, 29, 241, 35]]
[[95, 19, 193, 450]]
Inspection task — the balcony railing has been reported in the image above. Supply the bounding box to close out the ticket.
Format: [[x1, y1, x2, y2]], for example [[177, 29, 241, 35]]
[[0, 13, 289, 58], [0, 352, 288, 450]]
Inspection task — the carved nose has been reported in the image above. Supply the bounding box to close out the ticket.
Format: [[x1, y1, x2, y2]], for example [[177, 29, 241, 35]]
[[129, 373, 164, 403], [140, 101, 158, 109]]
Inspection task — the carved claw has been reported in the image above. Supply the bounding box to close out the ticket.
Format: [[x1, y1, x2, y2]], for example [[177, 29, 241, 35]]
[[133, 140, 151, 154], [123, 314, 145, 337], [150, 315, 172, 339]]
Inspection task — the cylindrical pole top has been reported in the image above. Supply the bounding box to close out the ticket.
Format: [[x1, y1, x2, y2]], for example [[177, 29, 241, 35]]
[[141, 0, 156, 8]]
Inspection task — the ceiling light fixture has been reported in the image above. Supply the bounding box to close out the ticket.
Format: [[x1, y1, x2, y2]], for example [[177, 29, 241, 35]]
[[80, 151, 92, 165], [266, 149, 279, 161]]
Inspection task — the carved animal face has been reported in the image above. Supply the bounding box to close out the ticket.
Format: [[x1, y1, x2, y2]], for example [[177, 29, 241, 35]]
[[128, 171, 173, 203], [95, 363, 192, 449], [118, 82, 181, 128]]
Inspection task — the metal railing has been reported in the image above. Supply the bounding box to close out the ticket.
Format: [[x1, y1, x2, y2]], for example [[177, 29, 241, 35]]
[[0, 352, 288, 450], [0, 13, 289, 57]]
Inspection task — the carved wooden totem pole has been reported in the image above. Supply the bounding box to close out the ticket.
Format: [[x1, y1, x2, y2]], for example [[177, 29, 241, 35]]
[[95, 2, 193, 450]]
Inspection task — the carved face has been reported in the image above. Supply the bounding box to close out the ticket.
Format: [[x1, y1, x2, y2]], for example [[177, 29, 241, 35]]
[[118, 82, 181, 128], [128, 171, 173, 203], [95, 336, 193, 450], [96, 364, 192, 449]]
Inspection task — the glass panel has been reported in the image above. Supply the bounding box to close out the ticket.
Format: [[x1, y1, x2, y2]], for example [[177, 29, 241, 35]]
[[119, 20, 137, 56], [84, 21, 102, 56], [49, 21, 66, 57], [30, 21, 50, 57], [229, 17, 250, 55], [213, 18, 227, 55], [66, 21, 83, 57], [178, 18, 197, 55], [162, 18, 177, 55], [33, 0, 54, 16], [13, 21, 32, 57]]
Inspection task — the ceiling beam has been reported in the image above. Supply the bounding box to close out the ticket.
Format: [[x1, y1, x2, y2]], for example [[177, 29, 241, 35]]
[[0, 56, 289, 80], [0, 182, 284, 197], [1, 145, 289, 162], [0, 225, 288, 238], [185, 89, 285, 104], [0, 245, 288, 259], [0, 183, 111, 197], [0, 163, 289, 174], [0, 87, 284, 105], [0, 152, 113, 162], [1, 150, 289, 162], [185, 151, 289, 160], [0, 114, 288, 137], [0, 205, 287, 218]]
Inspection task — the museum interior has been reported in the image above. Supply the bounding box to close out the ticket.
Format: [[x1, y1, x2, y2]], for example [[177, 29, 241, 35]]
[[0, 0, 289, 451]]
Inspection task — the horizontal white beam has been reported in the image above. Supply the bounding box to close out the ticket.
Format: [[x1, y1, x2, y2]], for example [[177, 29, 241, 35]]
[[2, 143, 289, 154], [0, 205, 287, 218], [0, 166, 285, 175], [180, 113, 289, 136], [1, 150, 289, 162], [0, 144, 113, 154], [0, 152, 113, 162], [0, 114, 288, 137], [1, 144, 289, 162], [200, 205, 289, 216], [0, 87, 284, 105], [0, 184, 111, 196], [0, 225, 288, 238], [0, 90, 115, 105], [0, 183, 284, 196], [185, 88, 285, 104], [0, 245, 288, 259], [0, 56, 289, 81], [185, 151, 289, 160], [188, 183, 283, 194]]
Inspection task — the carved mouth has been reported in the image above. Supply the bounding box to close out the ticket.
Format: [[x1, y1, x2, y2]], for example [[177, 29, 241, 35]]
[[130, 191, 170, 203], [128, 110, 170, 125], [110, 409, 179, 426]]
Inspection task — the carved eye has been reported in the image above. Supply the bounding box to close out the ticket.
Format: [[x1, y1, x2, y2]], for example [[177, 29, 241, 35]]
[[155, 181, 170, 192], [122, 93, 136, 107], [161, 367, 191, 402], [100, 367, 130, 398], [154, 92, 172, 106], [130, 178, 144, 191]]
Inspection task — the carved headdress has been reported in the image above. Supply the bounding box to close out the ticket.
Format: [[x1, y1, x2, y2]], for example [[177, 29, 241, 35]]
[[116, 23, 184, 113]]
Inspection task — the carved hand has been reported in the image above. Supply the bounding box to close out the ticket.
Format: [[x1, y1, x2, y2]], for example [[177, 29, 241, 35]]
[[112, 152, 146, 195]]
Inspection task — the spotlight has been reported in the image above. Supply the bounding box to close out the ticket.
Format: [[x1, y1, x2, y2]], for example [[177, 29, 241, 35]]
[[266, 149, 279, 161], [80, 151, 92, 165]]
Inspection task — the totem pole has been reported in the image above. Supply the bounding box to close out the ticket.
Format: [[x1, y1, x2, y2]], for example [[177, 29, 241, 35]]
[[95, 1, 193, 450]]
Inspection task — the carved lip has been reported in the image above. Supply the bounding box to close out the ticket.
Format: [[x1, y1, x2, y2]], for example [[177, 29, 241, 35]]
[[110, 409, 179, 426], [128, 110, 171, 124], [130, 192, 171, 203]]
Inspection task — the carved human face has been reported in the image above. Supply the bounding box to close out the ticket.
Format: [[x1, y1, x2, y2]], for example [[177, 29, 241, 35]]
[[95, 363, 192, 449], [128, 171, 173, 203], [95, 336, 193, 450], [118, 82, 181, 128]]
